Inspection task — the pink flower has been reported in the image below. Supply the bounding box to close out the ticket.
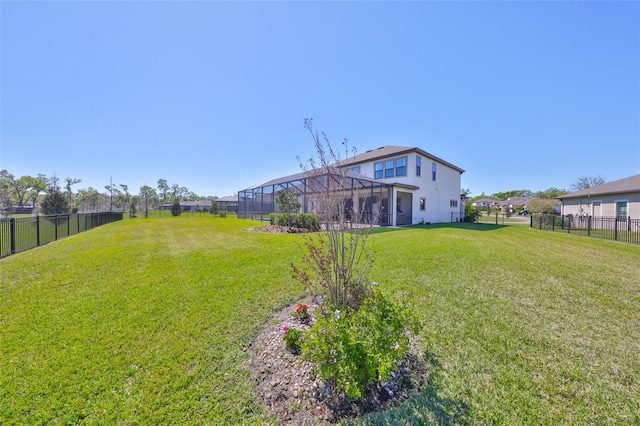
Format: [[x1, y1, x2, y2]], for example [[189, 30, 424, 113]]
[[283, 326, 288, 332]]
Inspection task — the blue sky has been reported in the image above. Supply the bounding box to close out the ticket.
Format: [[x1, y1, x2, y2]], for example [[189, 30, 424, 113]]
[[1, 1, 638, 198]]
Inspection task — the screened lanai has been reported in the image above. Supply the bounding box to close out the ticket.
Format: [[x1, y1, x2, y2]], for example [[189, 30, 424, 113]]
[[238, 170, 393, 226]]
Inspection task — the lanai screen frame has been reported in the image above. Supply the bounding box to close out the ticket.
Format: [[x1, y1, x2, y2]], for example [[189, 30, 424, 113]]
[[238, 171, 393, 226]]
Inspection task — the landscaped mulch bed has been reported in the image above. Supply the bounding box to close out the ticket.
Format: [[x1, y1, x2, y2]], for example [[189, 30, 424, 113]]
[[247, 299, 429, 425]]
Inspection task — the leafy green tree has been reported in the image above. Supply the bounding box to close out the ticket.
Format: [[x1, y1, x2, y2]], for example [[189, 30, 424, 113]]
[[527, 198, 559, 214], [464, 202, 481, 222], [157, 179, 169, 206], [275, 189, 301, 228], [139, 185, 156, 218], [41, 176, 70, 215], [129, 201, 137, 217], [119, 184, 130, 212], [535, 187, 568, 199], [64, 177, 81, 210], [171, 199, 182, 217], [77, 187, 102, 213], [210, 201, 219, 216]]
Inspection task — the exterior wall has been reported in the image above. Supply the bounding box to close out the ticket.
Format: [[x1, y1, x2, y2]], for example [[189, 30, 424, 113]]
[[351, 152, 462, 225], [560, 191, 640, 218]]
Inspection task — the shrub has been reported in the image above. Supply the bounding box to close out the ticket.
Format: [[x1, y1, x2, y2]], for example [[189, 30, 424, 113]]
[[302, 288, 416, 400], [290, 120, 418, 400], [171, 200, 181, 217], [270, 213, 320, 231], [464, 203, 481, 222], [282, 327, 304, 354], [219, 210, 228, 218]]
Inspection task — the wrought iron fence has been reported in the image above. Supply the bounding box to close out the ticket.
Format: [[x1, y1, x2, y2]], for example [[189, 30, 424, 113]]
[[0, 212, 123, 258], [532, 214, 639, 245]]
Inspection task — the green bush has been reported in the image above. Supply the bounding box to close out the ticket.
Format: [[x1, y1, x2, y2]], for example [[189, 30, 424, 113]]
[[302, 289, 417, 400], [219, 210, 228, 218], [464, 203, 481, 222], [269, 213, 320, 231], [283, 327, 304, 354], [171, 200, 182, 217]]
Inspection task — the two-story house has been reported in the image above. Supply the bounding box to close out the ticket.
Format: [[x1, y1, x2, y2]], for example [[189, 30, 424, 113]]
[[237, 146, 465, 226]]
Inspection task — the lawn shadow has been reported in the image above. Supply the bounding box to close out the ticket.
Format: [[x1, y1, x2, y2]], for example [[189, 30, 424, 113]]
[[352, 351, 470, 425], [369, 222, 506, 235]]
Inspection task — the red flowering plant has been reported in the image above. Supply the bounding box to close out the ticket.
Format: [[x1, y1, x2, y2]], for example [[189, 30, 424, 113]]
[[295, 303, 310, 321]]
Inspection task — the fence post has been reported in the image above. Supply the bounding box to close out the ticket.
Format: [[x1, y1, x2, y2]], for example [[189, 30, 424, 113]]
[[587, 216, 591, 236], [55, 215, 58, 241], [552, 215, 555, 232], [495, 212, 498, 225], [36, 215, 40, 246], [530, 215, 533, 228], [628, 216, 631, 232], [614, 217, 618, 241], [67, 214, 70, 237], [10, 218, 15, 255]]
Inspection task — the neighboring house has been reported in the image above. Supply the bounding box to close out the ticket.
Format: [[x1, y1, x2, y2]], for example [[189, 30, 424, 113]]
[[215, 196, 238, 213], [180, 200, 213, 212], [238, 146, 465, 226], [556, 174, 640, 219], [472, 198, 499, 209], [497, 196, 536, 212]]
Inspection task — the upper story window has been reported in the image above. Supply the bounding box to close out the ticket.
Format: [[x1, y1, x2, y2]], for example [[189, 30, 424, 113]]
[[385, 160, 394, 178], [395, 157, 407, 176], [432, 162, 437, 181], [374, 162, 383, 179], [374, 157, 409, 179], [416, 156, 421, 176], [450, 200, 458, 208], [350, 166, 360, 174]]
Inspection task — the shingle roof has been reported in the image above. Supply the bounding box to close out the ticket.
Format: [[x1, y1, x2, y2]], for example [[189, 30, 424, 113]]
[[557, 174, 640, 199], [497, 196, 536, 207], [216, 195, 238, 202], [337, 146, 465, 174]]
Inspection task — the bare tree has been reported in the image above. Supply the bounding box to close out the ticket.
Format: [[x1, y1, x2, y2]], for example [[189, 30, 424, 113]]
[[571, 175, 606, 191], [292, 119, 382, 311]]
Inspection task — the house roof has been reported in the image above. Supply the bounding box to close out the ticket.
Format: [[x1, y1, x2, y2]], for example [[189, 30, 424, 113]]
[[216, 195, 238, 203], [556, 174, 640, 200], [473, 198, 498, 204], [337, 145, 465, 174], [244, 167, 398, 191], [180, 200, 212, 206], [497, 196, 536, 207]]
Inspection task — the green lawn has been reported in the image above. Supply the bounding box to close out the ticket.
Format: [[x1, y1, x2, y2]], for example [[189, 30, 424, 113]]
[[1, 217, 638, 424]]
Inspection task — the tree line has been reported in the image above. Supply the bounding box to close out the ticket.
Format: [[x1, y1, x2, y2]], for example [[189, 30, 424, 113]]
[[0, 170, 216, 217]]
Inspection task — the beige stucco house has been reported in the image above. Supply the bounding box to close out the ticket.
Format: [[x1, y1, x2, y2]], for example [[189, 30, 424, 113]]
[[557, 174, 640, 219]]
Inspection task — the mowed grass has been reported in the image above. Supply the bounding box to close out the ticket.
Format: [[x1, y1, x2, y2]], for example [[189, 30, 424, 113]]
[[1, 217, 638, 424]]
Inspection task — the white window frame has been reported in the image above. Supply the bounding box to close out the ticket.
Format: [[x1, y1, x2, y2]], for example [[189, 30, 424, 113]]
[[615, 200, 629, 218]]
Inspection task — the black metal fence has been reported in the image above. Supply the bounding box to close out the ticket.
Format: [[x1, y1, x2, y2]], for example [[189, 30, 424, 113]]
[[0, 212, 123, 258], [531, 214, 639, 245]]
